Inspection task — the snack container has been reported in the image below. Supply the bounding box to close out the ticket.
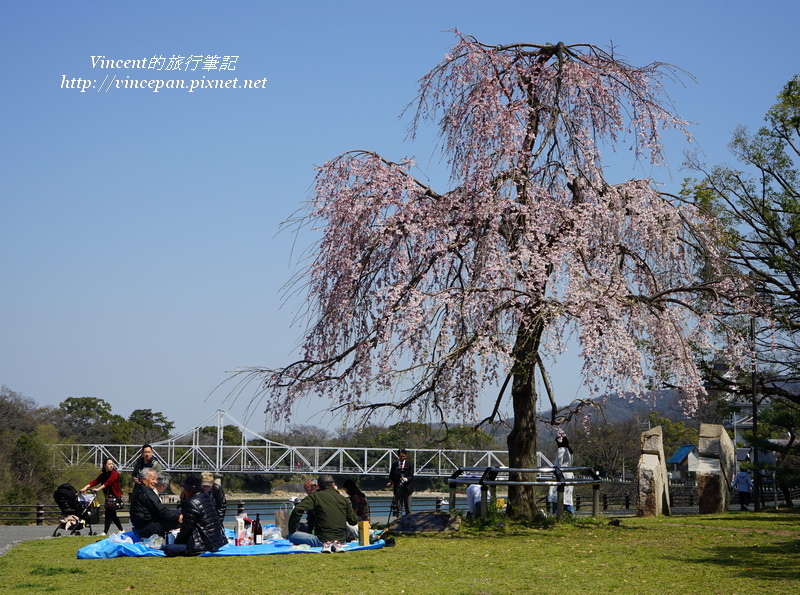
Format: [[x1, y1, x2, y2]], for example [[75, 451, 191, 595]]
[[235, 515, 246, 546]]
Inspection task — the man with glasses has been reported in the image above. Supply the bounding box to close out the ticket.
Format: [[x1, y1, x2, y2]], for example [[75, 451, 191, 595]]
[[130, 467, 181, 538]]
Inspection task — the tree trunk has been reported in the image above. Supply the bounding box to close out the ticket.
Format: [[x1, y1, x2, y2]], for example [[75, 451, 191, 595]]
[[506, 317, 543, 520], [779, 479, 793, 508]]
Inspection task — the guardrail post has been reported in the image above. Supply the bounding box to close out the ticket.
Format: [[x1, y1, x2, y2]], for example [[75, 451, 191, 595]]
[[625, 492, 631, 509], [575, 495, 581, 511], [603, 494, 608, 510], [480, 485, 489, 519], [556, 485, 564, 521], [592, 483, 600, 517], [449, 484, 456, 512], [37, 502, 45, 525]]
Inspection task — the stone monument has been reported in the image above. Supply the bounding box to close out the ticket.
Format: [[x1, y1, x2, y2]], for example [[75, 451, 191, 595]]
[[697, 423, 735, 514], [637, 425, 671, 517]]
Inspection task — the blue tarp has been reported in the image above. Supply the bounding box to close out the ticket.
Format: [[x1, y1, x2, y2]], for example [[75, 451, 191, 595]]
[[77, 530, 385, 559]]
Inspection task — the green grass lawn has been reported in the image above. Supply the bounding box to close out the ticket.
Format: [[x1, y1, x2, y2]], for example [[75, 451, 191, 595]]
[[2, 511, 799, 594]]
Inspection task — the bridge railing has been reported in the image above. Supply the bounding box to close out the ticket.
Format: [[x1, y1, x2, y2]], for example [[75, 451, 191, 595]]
[[49, 443, 514, 477]]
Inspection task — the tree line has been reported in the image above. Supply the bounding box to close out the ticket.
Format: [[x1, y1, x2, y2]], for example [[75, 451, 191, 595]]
[[2, 380, 797, 505], [0, 388, 174, 504], [0, 387, 506, 503]]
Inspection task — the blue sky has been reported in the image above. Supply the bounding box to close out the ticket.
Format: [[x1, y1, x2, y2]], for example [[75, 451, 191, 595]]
[[2, 1, 798, 436]]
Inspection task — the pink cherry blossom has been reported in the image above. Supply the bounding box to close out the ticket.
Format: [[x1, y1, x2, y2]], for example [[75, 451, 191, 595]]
[[235, 33, 748, 517]]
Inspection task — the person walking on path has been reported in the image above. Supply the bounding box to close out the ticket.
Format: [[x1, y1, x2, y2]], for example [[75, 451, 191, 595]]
[[731, 470, 754, 511], [547, 430, 575, 515], [80, 457, 124, 535]]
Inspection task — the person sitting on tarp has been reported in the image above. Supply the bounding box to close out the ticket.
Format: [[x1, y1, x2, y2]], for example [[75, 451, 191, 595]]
[[343, 478, 370, 540], [287, 475, 357, 549], [164, 474, 228, 557], [200, 472, 227, 524], [295, 478, 318, 533], [130, 467, 181, 538]]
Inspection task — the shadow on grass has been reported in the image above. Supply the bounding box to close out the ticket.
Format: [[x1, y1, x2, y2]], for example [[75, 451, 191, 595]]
[[671, 538, 800, 582], [30, 565, 86, 576], [685, 509, 800, 529], [457, 514, 652, 538], [719, 510, 800, 520]]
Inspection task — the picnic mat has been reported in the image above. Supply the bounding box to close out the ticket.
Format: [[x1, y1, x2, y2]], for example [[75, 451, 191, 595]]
[[77, 530, 385, 559]]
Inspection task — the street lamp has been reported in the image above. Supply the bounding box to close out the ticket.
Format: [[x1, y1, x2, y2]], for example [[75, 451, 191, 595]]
[[749, 281, 775, 513], [750, 315, 760, 512]]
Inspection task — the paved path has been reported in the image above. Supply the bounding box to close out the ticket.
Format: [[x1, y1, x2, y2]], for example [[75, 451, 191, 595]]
[[0, 525, 61, 556]]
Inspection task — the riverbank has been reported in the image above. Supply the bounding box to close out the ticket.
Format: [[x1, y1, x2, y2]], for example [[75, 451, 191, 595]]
[[226, 489, 456, 500]]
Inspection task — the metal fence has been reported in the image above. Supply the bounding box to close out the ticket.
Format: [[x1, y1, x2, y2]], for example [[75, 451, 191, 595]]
[[49, 443, 512, 477]]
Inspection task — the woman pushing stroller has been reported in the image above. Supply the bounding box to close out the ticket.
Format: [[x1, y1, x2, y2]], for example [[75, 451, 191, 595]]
[[81, 457, 124, 535]]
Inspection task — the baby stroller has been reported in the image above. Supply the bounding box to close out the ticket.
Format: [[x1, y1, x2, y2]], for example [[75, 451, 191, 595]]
[[52, 483, 98, 537]]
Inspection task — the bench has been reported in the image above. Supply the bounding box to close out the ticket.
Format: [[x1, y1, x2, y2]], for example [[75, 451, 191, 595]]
[[448, 466, 602, 520]]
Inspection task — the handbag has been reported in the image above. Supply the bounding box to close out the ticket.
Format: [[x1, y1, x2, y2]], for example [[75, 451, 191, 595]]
[[105, 496, 124, 510]]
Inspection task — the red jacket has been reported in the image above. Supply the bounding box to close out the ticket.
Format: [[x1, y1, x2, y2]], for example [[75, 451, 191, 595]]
[[88, 470, 123, 499]]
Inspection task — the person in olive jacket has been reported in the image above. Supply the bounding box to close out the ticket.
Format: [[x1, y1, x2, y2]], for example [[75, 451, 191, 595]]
[[287, 475, 357, 548], [164, 474, 227, 556]]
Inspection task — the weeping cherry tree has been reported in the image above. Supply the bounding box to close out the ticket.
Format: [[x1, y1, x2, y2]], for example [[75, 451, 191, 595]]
[[238, 33, 745, 518]]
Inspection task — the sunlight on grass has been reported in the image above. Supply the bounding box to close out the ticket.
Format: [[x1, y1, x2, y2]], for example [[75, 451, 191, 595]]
[[1, 511, 799, 594]]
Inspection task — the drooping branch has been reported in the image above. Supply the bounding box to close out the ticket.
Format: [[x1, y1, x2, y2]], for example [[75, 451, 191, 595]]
[[231, 31, 745, 435]]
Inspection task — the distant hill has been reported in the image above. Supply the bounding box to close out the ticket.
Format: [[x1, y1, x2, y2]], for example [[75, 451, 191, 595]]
[[556, 389, 692, 425], [482, 389, 693, 447]]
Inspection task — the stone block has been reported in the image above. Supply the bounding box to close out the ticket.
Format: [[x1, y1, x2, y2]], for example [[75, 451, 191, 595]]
[[392, 511, 461, 534], [696, 423, 736, 514], [636, 426, 671, 517], [698, 423, 722, 457]]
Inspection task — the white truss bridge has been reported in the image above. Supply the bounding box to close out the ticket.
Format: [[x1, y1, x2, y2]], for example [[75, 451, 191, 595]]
[[50, 410, 524, 478]]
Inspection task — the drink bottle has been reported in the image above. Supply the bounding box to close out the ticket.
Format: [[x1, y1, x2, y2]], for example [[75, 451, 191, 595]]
[[253, 513, 263, 545]]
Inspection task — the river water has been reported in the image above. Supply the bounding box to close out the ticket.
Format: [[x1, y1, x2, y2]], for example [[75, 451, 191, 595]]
[[224, 495, 454, 527]]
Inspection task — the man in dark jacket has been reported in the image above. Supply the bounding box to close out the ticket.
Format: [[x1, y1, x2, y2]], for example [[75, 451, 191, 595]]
[[387, 448, 414, 515], [288, 475, 357, 549], [164, 474, 228, 556], [131, 444, 162, 490], [130, 467, 181, 538]]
